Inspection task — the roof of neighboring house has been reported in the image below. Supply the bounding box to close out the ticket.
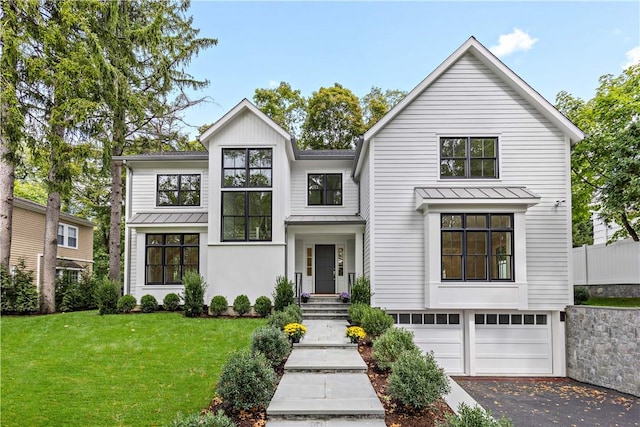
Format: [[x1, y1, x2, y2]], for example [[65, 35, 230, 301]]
[[415, 186, 540, 200], [13, 197, 95, 227], [353, 36, 585, 178], [113, 151, 209, 161], [128, 212, 208, 225], [285, 215, 366, 225], [295, 150, 355, 161]]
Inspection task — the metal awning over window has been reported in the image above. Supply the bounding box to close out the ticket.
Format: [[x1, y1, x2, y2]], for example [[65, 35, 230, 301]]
[[415, 186, 540, 211], [128, 212, 208, 225]]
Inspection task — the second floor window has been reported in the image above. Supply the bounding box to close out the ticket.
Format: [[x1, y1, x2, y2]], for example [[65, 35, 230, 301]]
[[58, 223, 78, 249], [157, 174, 201, 206], [308, 173, 342, 206], [223, 148, 272, 187], [440, 137, 498, 178]]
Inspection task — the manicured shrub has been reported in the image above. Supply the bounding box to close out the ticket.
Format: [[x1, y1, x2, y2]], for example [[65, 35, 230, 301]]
[[361, 307, 394, 338], [388, 349, 450, 410], [284, 303, 303, 323], [233, 294, 251, 316], [95, 278, 120, 315], [182, 271, 207, 317], [209, 295, 228, 316], [443, 403, 514, 427], [140, 294, 158, 313], [254, 296, 272, 317], [267, 309, 301, 331], [351, 275, 371, 305], [272, 275, 294, 311], [373, 327, 418, 371], [117, 295, 137, 313], [348, 303, 370, 326], [1, 261, 39, 314], [574, 286, 590, 305], [163, 293, 181, 311], [216, 350, 277, 411], [251, 326, 291, 367], [166, 410, 236, 427]]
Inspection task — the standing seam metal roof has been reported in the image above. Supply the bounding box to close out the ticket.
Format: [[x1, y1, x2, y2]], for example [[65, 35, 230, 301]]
[[414, 187, 540, 199]]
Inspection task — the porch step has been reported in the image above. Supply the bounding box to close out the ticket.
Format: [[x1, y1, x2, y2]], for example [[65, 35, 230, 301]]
[[301, 294, 350, 321]]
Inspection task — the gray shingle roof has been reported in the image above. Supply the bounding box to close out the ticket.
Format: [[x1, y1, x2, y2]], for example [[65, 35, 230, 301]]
[[295, 149, 355, 160], [415, 186, 540, 200], [128, 212, 208, 224], [285, 215, 365, 225]]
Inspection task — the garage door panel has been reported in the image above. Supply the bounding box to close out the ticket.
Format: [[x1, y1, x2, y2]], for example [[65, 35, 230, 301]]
[[405, 325, 464, 375]]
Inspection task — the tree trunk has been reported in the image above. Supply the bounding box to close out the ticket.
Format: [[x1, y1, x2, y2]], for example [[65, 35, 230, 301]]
[[0, 132, 15, 272], [109, 156, 123, 288], [620, 212, 639, 242], [41, 190, 61, 314]]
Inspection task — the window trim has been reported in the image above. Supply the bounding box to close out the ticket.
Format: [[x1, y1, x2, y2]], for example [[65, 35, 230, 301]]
[[221, 191, 273, 242], [307, 173, 343, 206], [144, 233, 200, 285], [156, 174, 201, 207], [439, 136, 499, 179], [440, 213, 514, 282], [221, 148, 273, 189], [58, 223, 79, 249]]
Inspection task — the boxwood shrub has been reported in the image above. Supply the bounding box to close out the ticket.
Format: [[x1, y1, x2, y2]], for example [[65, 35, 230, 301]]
[[251, 326, 291, 367], [254, 296, 272, 317], [216, 350, 276, 410], [361, 307, 394, 338], [389, 349, 450, 409], [116, 295, 137, 313], [373, 327, 418, 371], [140, 294, 158, 313], [163, 293, 181, 311], [210, 295, 228, 316], [233, 294, 251, 316]]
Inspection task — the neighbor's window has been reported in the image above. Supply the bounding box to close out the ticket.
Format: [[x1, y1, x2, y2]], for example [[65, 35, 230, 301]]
[[308, 173, 342, 205], [157, 174, 201, 206], [441, 214, 513, 281], [440, 137, 498, 178], [222, 148, 272, 187], [221, 191, 272, 241], [58, 223, 78, 249], [145, 234, 199, 285]]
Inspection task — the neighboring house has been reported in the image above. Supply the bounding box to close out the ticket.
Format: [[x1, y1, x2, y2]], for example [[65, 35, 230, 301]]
[[119, 37, 583, 376], [10, 197, 94, 285], [592, 213, 623, 245]]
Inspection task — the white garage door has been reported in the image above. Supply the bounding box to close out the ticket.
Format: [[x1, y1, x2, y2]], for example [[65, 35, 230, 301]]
[[392, 312, 464, 375], [474, 313, 552, 375]]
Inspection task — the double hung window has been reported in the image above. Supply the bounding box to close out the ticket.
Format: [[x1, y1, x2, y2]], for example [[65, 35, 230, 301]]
[[58, 223, 78, 249]]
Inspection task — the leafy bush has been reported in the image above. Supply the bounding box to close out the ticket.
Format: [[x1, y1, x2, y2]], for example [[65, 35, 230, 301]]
[[163, 293, 181, 311], [272, 275, 294, 311], [95, 278, 120, 315], [389, 349, 450, 409], [348, 303, 370, 326], [117, 295, 137, 313], [182, 271, 206, 317], [373, 327, 418, 371], [284, 303, 303, 323], [443, 403, 514, 427], [209, 295, 228, 316], [140, 294, 158, 313], [233, 294, 251, 316], [55, 271, 98, 312], [251, 326, 291, 367], [1, 261, 39, 314], [351, 276, 371, 305], [267, 310, 297, 331], [574, 286, 590, 305], [254, 296, 272, 317], [361, 307, 394, 338], [166, 410, 236, 427], [216, 350, 277, 411]]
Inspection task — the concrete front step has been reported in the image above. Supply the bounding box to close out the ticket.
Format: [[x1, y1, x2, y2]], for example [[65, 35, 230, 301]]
[[302, 304, 350, 310], [303, 313, 349, 321], [285, 348, 366, 373], [266, 373, 385, 419], [267, 419, 387, 426]]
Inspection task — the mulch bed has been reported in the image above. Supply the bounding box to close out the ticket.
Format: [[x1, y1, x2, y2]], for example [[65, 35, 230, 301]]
[[207, 345, 454, 427]]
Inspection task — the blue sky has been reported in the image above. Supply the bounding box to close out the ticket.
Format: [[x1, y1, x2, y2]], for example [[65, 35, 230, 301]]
[[181, 1, 640, 138]]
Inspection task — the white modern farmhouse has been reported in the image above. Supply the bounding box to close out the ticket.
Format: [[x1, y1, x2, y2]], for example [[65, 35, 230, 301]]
[[118, 37, 583, 376]]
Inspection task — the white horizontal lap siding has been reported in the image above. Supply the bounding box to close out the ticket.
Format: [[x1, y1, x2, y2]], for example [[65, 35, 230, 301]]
[[129, 232, 138, 297], [371, 52, 571, 310], [290, 160, 358, 215], [360, 156, 371, 277]]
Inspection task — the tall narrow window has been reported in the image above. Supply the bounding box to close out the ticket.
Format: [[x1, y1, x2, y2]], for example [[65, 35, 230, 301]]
[[157, 174, 201, 206], [306, 247, 313, 276], [441, 214, 513, 281], [58, 223, 79, 249], [145, 234, 199, 285], [308, 173, 342, 205], [440, 137, 498, 178]]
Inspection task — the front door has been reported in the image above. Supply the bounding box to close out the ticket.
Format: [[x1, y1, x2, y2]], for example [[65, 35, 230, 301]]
[[315, 245, 335, 293]]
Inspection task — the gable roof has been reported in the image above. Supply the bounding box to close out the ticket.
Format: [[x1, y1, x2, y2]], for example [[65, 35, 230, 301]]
[[353, 36, 584, 178], [14, 197, 95, 228]]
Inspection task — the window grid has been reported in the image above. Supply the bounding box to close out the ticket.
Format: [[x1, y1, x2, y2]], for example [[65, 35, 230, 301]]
[[390, 313, 461, 325], [475, 313, 547, 326], [156, 174, 201, 206], [221, 191, 272, 242], [441, 214, 514, 282], [222, 148, 272, 188], [308, 173, 342, 206], [440, 137, 498, 178], [145, 234, 199, 285]]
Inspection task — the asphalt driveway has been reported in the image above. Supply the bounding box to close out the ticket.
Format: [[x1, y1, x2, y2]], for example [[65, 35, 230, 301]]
[[453, 377, 639, 427]]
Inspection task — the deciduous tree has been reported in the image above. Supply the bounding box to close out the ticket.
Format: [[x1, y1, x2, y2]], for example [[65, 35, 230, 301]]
[[253, 82, 306, 139], [360, 86, 406, 129]]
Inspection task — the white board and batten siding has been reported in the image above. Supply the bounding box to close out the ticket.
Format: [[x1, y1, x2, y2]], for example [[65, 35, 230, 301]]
[[359, 150, 372, 278], [368, 52, 572, 311]]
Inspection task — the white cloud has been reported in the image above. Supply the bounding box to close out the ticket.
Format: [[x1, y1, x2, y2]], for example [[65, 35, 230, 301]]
[[490, 28, 538, 58], [622, 46, 640, 69], [268, 80, 278, 88]]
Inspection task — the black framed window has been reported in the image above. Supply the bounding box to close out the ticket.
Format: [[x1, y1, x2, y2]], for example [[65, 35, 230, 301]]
[[222, 148, 272, 188], [145, 234, 199, 285], [222, 191, 272, 241], [440, 137, 498, 178], [308, 173, 342, 205], [441, 213, 513, 281], [157, 174, 201, 206]]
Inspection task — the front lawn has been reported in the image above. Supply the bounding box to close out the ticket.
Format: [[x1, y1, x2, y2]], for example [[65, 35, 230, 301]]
[[1, 310, 265, 426], [584, 297, 640, 307]]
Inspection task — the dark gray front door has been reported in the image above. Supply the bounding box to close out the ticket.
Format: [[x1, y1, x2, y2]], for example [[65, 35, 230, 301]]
[[315, 245, 335, 294]]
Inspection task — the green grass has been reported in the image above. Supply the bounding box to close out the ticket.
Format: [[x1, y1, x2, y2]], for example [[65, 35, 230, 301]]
[[1, 310, 266, 426], [584, 297, 640, 307]]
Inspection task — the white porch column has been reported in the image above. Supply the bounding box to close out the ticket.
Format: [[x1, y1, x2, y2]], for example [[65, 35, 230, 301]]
[[286, 229, 296, 283], [355, 230, 363, 277]]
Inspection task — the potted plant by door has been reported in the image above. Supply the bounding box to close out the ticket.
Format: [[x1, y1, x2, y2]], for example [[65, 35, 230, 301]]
[[340, 292, 350, 303], [301, 292, 310, 303]]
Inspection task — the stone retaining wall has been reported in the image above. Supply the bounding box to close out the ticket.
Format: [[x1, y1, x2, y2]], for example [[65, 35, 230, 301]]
[[566, 306, 639, 397], [581, 284, 640, 298]]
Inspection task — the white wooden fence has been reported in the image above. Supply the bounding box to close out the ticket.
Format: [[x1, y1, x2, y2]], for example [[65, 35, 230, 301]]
[[573, 239, 640, 285]]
